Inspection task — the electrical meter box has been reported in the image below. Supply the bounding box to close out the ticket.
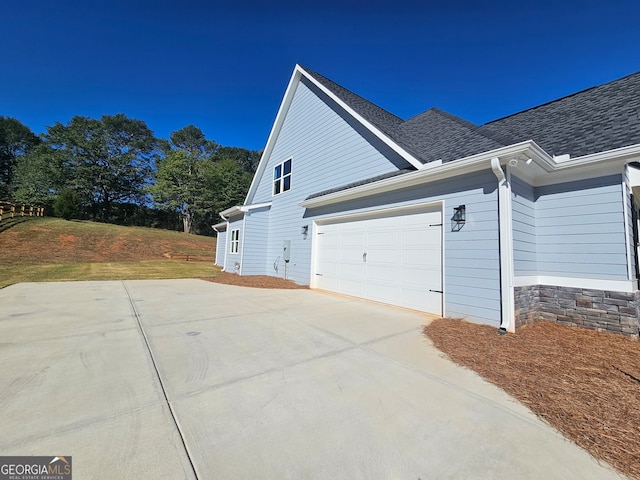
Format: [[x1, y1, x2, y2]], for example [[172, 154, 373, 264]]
[[283, 240, 291, 262]]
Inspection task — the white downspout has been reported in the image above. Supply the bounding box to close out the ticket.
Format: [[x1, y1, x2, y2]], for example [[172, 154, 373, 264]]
[[219, 213, 229, 272], [239, 213, 247, 275], [491, 157, 516, 333]]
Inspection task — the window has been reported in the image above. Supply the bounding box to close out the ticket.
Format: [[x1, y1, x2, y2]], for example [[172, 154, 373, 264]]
[[230, 229, 240, 254], [273, 158, 292, 195]]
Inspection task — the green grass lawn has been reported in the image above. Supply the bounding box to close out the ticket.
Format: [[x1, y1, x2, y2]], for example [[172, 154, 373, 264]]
[[0, 218, 220, 288]]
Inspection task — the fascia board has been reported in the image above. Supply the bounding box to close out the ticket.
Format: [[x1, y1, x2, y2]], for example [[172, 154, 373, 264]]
[[212, 221, 227, 231], [299, 141, 543, 208], [220, 202, 272, 220], [300, 69, 424, 170], [300, 141, 640, 208], [552, 143, 640, 169], [240, 202, 272, 212], [531, 143, 640, 186], [220, 206, 243, 218], [244, 66, 303, 204]]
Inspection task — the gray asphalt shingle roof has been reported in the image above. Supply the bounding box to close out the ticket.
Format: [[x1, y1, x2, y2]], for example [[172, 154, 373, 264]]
[[299, 66, 640, 200], [399, 108, 504, 163], [480, 71, 640, 157], [301, 66, 506, 164], [306, 168, 415, 200]]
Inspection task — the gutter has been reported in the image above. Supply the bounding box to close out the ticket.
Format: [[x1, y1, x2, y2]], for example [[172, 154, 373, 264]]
[[220, 202, 272, 218], [299, 141, 640, 209], [299, 141, 549, 208]]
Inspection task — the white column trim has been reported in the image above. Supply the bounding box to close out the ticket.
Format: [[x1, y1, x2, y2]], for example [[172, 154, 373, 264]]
[[622, 171, 633, 280]]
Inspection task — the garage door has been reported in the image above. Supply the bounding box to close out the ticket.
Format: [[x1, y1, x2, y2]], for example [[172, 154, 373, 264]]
[[314, 207, 442, 315]]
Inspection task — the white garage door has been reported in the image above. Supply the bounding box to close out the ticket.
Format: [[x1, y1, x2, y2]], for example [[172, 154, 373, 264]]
[[314, 207, 442, 315]]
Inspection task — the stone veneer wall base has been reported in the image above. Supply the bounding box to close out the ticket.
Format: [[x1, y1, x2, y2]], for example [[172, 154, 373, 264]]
[[514, 285, 640, 339]]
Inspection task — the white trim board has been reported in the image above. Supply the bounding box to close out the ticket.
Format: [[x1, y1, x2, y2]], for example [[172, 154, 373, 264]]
[[300, 141, 640, 209], [313, 200, 444, 225], [514, 275, 637, 293]]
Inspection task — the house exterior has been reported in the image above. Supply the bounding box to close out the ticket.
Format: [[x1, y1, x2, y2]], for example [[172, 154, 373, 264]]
[[214, 65, 640, 337]]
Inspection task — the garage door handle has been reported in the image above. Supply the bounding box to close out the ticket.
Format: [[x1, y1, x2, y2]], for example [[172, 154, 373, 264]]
[[429, 289, 443, 293], [363, 252, 367, 262]]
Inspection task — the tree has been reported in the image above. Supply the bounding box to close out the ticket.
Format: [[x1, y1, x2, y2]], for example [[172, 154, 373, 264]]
[[43, 114, 158, 221], [13, 144, 65, 206], [213, 146, 262, 174], [53, 189, 81, 220], [206, 159, 253, 214], [150, 125, 255, 234], [150, 125, 216, 233], [0, 117, 40, 199], [166, 124, 217, 157]]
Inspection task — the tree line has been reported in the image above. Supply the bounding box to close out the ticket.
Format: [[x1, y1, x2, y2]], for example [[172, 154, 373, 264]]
[[0, 115, 260, 234]]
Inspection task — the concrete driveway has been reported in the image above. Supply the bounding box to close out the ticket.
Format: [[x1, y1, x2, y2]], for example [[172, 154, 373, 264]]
[[0, 279, 623, 479]]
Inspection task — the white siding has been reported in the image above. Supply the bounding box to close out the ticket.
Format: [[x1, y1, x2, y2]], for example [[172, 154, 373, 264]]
[[512, 174, 628, 281], [215, 228, 227, 266], [251, 77, 413, 283], [306, 170, 502, 327], [241, 207, 270, 275], [535, 175, 627, 279], [224, 215, 244, 273], [512, 175, 537, 275]]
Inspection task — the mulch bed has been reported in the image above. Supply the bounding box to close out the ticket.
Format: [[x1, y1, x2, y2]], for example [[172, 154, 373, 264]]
[[202, 272, 308, 289], [424, 318, 640, 480]]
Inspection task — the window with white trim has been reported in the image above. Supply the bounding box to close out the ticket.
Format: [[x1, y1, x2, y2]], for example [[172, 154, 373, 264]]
[[273, 158, 292, 195], [230, 229, 240, 254]]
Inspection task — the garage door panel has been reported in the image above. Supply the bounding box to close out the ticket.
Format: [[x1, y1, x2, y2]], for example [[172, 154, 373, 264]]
[[367, 216, 400, 230], [367, 231, 397, 247], [402, 289, 442, 313], [402, 229, 439, 245], [368, 286, 401, 305], [338, 277, 366, 297], [401, 253, 441, 268], [339, 250, 367, 266], [367, 249, 399, 265], [315, 207, 442, 316], [338, 262, 365, 279], [366, 264, 401, 283], [340, 234, 365, 248], [402, 266, 440, 285]]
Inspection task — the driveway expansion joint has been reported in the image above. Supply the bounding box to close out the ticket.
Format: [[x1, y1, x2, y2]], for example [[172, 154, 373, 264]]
[[121, 281, 200, 480]]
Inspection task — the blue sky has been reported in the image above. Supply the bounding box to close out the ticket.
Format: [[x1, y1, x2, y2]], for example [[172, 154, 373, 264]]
[[2, 0, 639, 151]]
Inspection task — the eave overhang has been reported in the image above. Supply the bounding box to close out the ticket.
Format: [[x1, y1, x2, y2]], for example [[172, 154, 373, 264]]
[[212, 221, 227, 232], [299, 141, 640, 209], [219, 202, 272, 220]]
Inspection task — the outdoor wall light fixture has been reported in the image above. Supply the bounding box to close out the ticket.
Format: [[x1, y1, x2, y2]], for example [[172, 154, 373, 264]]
[[452, 205, 466, 231], [301, 224, 309, 238]]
